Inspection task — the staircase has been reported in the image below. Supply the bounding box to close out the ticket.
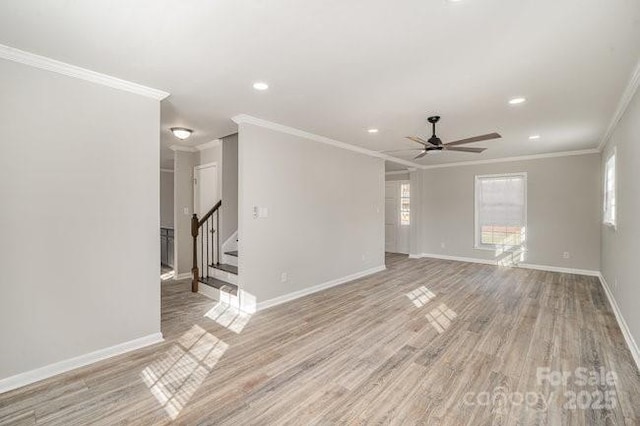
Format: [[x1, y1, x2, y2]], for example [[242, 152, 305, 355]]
[[191, 200, 239, 297]]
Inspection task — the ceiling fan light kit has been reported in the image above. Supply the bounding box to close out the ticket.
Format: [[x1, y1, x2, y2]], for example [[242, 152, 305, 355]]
[[399, 116, 501, 159]]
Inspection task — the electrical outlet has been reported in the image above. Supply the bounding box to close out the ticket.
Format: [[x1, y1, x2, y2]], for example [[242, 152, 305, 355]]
[[183, 207, 189, 215], [281, 272, 288, 283], [563, 251, 570, 259], [362, 254, 366, 261], [441, 242, 446, 249]]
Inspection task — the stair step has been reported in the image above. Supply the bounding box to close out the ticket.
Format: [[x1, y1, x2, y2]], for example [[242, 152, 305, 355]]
[[210, 263, 238, 275], [225, 250, 238, 257], [199, 276, 238, 296]]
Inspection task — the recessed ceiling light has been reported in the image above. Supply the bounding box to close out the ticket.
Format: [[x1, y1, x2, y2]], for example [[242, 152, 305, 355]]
[[529, 135, 541, 140], [368, 128, 379, 134], [170, 127, 193, 140], [253, 82, 269, 91], [509, 97, 526, 105]]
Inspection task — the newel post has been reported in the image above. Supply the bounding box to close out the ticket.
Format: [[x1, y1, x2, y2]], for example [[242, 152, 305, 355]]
[[191, 213, 199, 292]]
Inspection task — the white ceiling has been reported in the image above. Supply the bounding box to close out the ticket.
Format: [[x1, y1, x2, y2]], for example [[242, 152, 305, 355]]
[[1, 0, 639, 170]]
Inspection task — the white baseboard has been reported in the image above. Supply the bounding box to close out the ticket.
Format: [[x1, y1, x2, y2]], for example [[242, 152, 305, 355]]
[[598, 273, 640, 372], [175, 272, 192, 280], [413, 253, 497, 265], [517, 263, 600, 277], [412, 253, 599, 276], [257, 265, 386, 312], [0, 332, 164, 394]]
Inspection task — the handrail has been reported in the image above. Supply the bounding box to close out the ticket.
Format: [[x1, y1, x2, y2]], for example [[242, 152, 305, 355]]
[[198, 200, 222, 227], [191, 200, 222, 293]]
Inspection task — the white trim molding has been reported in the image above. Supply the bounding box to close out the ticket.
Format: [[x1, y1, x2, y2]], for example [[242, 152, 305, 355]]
[[256, 265, 386, 311], [412, 253, 599, 276], [169, 145, 197, 153], [0, 333, 164, 394], [232, 114, 422, 169], [517, 263, 599, 277], [0, 44, 169, 100], [160, 168, 174, 173], [385, 170, 411, 176], [421, 149, 600, 170], [195, 140, 221, 151], [598, 58, 640, 151], [175, 272, 192, 280], [412, 253, 497, 265], [598, 274, 640, 371]]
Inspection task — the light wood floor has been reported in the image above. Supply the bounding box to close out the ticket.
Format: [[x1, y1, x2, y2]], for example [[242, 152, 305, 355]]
[[2, 254, 640, 425]]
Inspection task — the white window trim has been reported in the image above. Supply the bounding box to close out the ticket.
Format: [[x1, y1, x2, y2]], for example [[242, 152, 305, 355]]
[[603, 148, 617, 229], [474, 172, 528, 250]]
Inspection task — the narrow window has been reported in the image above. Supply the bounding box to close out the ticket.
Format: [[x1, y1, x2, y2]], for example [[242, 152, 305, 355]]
[[603, 151, 616, 227], [400, 183, 410, 226], [475, 174, 527, 248]]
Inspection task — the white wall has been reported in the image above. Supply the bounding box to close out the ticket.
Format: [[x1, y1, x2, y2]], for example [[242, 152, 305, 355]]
[[221, 133, 239, 244], [173, 150, 196, 276], [160, 170, 174, 228], [415, 153, 601, 271], [0, 59, 161, 382], [238, 123, 385, 304], [601, 85, 640, 357]]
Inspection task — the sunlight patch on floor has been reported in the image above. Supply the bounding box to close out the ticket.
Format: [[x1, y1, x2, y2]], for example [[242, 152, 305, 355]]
[[406, 286, 436, 308], [426, 303, 457, 334], [204, 302, 252, 334], [141, 325, 228, 420], [160, 270, 175, 281]]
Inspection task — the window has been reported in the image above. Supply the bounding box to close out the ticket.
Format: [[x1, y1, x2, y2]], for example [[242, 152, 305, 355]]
[[603, 150, 616, 227], [400, 183, 410, 226], [475, 173, 527, 248]]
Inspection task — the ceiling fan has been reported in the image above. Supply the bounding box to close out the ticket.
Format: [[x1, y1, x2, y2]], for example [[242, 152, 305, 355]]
[[387, 116, 501, 159]]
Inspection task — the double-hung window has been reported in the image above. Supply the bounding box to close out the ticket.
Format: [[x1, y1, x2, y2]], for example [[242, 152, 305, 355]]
[[475, 173, 527, 249], [603, 150, 616, 227]]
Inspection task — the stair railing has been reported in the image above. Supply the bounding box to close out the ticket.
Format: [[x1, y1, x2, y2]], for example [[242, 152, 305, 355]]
[[191, 200, 222, 292]]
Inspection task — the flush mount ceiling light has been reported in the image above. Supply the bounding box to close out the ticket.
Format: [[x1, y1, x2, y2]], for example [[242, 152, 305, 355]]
[[529, 134, 541, 140], [252, 82, 269, 91], [368, 128, 379, 134], [170, 127, 193, 140], [508, 97, 527, 105]]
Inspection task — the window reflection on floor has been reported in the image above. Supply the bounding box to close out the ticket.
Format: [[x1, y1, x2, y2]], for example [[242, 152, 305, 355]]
[[406, 286, 436, 308], [426, 303, 458, 334], [141, 325, 228, 420]]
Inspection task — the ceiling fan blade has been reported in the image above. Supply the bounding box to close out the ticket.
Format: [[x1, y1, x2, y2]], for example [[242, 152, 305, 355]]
[[444, 132, 501, 146], [381, 148, 424, 153], [414, 151, 428, 159], [406, 136, 436, 147], [444, 146, 487, 153]]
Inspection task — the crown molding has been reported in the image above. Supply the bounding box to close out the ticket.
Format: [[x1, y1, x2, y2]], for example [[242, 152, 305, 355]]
[[419, 149, 600, 170], [598, 57, 640, 151], [232, 114, 422, 169], [169, 145, 197, 153], [195, 139, 221, 151], [0, 44, 169, 101]]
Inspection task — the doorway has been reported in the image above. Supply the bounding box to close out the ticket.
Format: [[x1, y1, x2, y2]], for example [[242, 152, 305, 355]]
[[194, 162, 219, 217], [385, 181, 410, 254]]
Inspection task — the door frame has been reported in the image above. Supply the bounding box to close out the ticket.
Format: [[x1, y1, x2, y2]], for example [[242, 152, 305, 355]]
[[385, 179, 411, 254]]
